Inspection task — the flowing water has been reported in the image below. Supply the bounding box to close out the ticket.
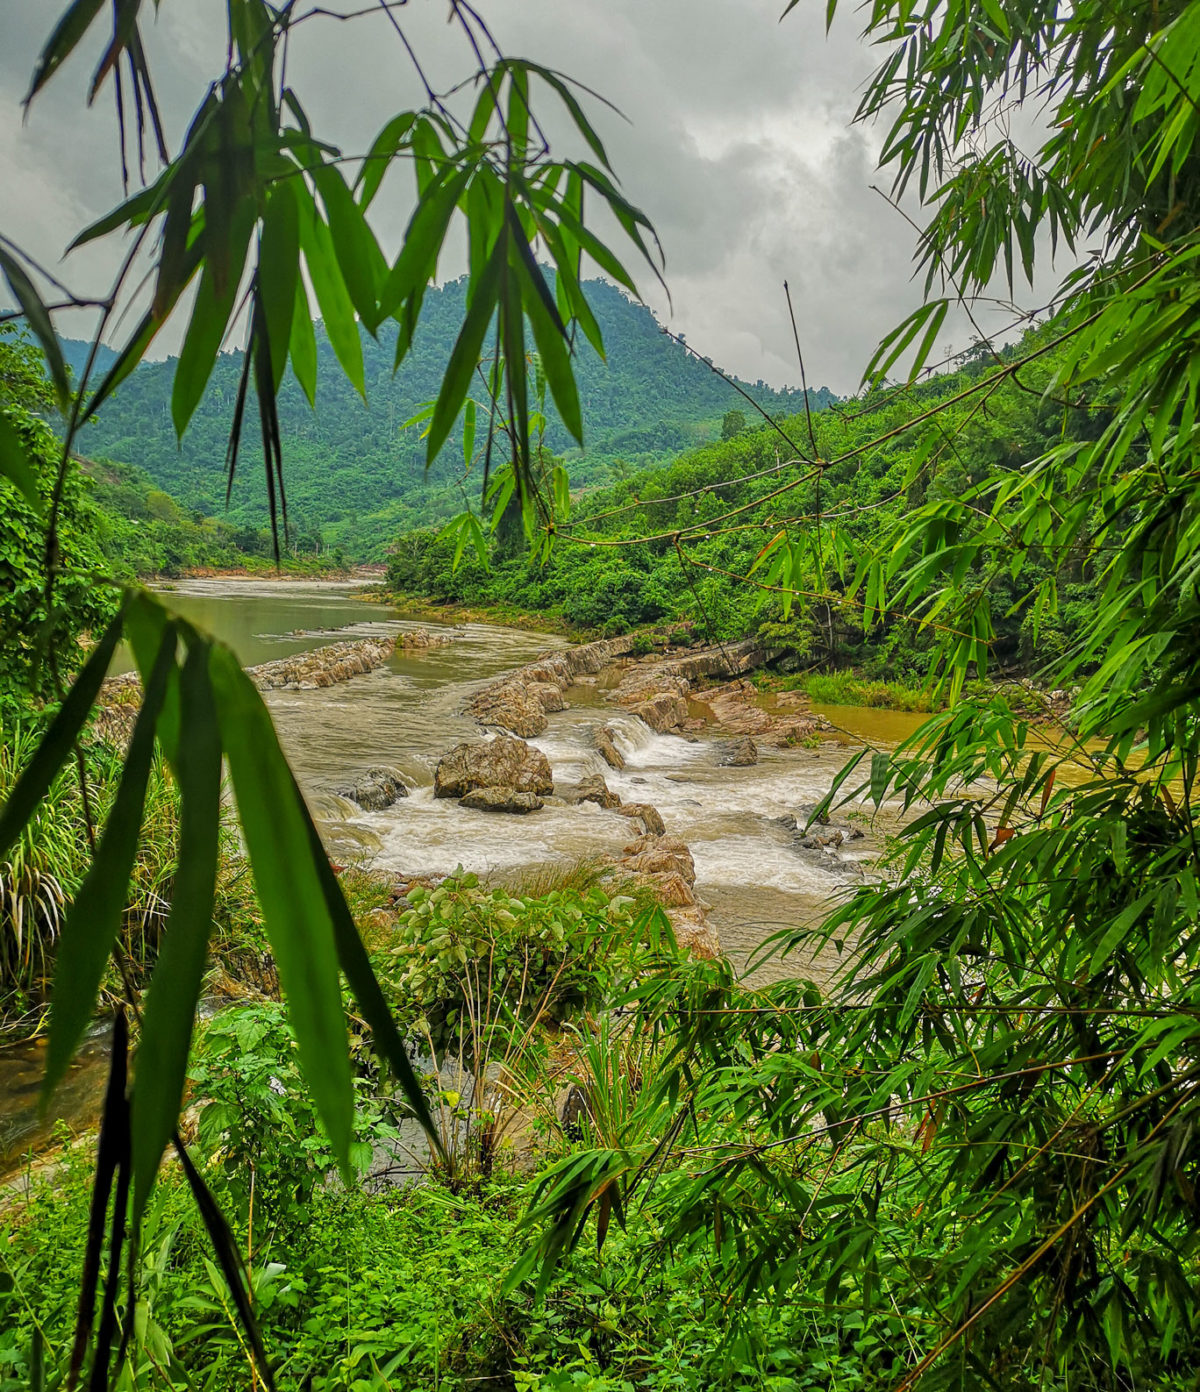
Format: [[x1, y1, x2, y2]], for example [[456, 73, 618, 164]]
[[2, 579, 906, 1171]]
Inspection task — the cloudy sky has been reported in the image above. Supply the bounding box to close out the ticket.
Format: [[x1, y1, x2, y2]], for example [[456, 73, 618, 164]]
[[0, 0, 1034, 395]]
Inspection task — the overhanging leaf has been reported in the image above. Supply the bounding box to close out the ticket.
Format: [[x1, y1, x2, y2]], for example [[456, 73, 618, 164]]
[[0, 602, 128, 862], [43, 624, 177, 1105], [208, 644, 353, 1175], [130, 638, 222, 1226]]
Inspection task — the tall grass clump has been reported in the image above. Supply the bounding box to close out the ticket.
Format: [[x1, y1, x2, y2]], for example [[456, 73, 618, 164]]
[[1, 722, 192, 1029], [794, 671, 938, 711]]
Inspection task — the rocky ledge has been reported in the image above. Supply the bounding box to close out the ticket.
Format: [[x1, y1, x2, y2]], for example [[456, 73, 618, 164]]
[[463, 633, 827, 747], [465, 634, 638, 738], [100, 634, 406, 711]]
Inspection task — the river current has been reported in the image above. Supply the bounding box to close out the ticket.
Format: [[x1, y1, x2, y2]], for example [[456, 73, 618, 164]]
[[146, 578, 913, 978]]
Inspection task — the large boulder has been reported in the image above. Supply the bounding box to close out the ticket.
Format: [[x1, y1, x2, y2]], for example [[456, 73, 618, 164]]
[[337, 765, 409, 811], [595, 725, 625, 772], [433, 736, 553, 799], [460, 787, 544, 814], [634, 692, 689, 734], [466, 682, 547, 737]]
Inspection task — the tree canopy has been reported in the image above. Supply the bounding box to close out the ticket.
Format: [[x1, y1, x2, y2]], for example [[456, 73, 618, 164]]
[[4, 0, 1200, 1388]]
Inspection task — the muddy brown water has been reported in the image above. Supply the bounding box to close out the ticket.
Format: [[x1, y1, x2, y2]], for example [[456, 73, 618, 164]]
[[2, 579, 914, 1172]]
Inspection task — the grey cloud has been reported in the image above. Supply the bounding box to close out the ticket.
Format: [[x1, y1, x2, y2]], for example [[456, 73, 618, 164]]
[[0, 0, 1031, 394]]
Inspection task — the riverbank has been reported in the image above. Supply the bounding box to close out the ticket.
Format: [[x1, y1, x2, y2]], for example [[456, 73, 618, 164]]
[[362, 586, 579, 637], [153, 560, 363, 582]]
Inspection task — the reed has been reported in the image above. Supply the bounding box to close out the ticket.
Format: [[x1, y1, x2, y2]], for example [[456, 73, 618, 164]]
[[0, 723, 184, 1025]]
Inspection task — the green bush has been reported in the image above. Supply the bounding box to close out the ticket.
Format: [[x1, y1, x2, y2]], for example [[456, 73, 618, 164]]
[[379, 874, 645, 1056]]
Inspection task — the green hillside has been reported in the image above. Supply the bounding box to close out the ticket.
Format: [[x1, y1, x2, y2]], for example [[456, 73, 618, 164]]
[[384, 327, 1095, 681], [71, 278, 833, 558]]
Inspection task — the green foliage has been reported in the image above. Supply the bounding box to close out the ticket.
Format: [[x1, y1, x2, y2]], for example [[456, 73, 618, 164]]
[[507, 5, 1200, 1391], [0, 722, 182, 1026], [721, 408, 747, 440], [385, 339, 1096, 677], [189, 1004, 403, 1228], [0, 329, 114, 714], [83, 457, 346, 579], [379, 873, 644, 1056]]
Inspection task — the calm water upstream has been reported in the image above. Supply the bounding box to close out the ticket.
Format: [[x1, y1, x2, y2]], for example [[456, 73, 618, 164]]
[[2, 578, 911, 1171]]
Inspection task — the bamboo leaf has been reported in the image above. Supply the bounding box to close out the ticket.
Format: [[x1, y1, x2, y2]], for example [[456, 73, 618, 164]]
[[258, 181, 300, 394], [208, 645, 353, 1175], [427, 232, 506, 467], [171, 202, 254, 437], [131, 639, 222, 1226], [378, 165, 474, 324], [23, 0, 106, 105], [288, 767, 447, 1162], [0, 246, 71, 410], [0, 409, 44, 514], [298, 197, 365, 399], [289, 279, 318, 407], [0, 602, 128, 861], [44, 626, 178, 1105]]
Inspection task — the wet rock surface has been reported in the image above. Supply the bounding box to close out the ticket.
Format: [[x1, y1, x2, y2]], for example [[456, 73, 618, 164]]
[[433, 735, 554, 799], [719, 736, 758, 767], [633, 691, 690, 733], [465, 681, 549, 738], [777, 807, 867, 880], [397, 628, 452, 650], [594, 725, 625, 772], [248, 636, 399, 690], [337, 765, 409, 810], [615, 802, 667, 836], [96, 635, 406, 744], [459, 787, 545, 814], [562, 774, 622, 810], [465, 634, 638, 737]]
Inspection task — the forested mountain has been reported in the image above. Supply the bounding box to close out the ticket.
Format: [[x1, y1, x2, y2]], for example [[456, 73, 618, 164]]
[[70, 278, 832, 557]]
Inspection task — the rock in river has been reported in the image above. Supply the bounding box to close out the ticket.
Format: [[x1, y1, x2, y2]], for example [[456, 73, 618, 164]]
[[595, 725, 625, 772], [634, 691, 689, 734], [615, 802, 667, 836], [719, 736, 758, 767], [433, 735, 553, 799], [465, 681, 548, 738], [563, 774, 622, 810], [337, 765, 409, 810]]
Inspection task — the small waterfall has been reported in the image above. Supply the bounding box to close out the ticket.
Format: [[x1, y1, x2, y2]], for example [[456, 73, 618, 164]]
[[607, 712, 655, 756]]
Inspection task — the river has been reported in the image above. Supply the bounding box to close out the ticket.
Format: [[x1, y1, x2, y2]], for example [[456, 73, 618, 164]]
[[2, 578, 917, 1172], [146, 580, 911, 969]]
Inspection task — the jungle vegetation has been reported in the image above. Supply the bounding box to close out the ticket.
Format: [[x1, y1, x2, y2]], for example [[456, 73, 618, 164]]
[[2, 1, 1200, 1391]]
